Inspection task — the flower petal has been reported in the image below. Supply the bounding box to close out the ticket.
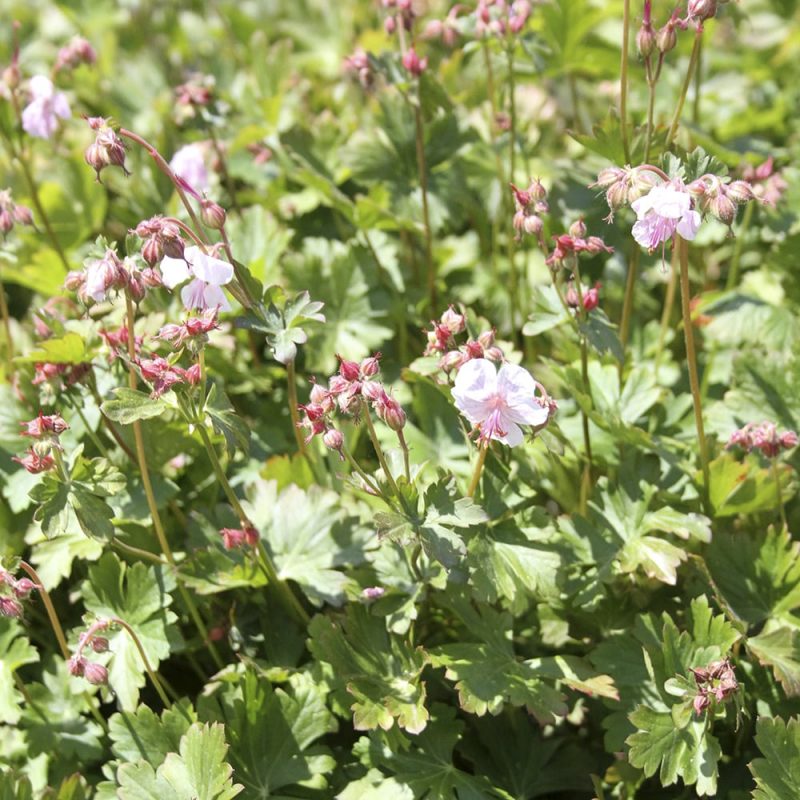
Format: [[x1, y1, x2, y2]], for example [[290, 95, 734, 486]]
[[676, 209, 701, 241], [191, 252, 234, 286], [202, 283, 231, 312], [498, 420, 524, 447], [180, 279, 208, 310], [160, 256, 191, 289], [452, 359, 498, 423]]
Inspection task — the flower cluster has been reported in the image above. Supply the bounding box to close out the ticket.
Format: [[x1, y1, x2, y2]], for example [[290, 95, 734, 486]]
[[21, 75, 71, 139], [174, 73, 215, 125], [31, 362, 91, 396], [475, 0, 533, 38], [343, 49, 373, 88], [565, 281, 601, 313], [690, 658, 738, 715], [545, 221, 614, 270], [727, 422, 798, 459], [68, 619, 110, 686], [157, 308, 220, 353], [381, 0, 416, 36], [511, 179, 549, 240], [423, 306, 506, 373], [135, 216, 187, 265], [0, 188, 34, 236], [138, 355, 201, 399], [741, 157, 787, 209], [0, 566, 38, 619], [298, 353, 406, 458], [53, 36, 97, 73], [84, 117, 129, 181], [591, 165, 662, 222], [687, 174, 756, 229], [220, 524, 258, 551], [12, 412, 68, 474], [452, 358, 554, 447], [100, 326, 142, 363], [422, 6, 463, 47]]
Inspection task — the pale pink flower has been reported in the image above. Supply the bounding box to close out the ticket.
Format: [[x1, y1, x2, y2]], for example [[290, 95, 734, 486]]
[[21, 76, 71, 139], [631, 183, 701, 250], [452, 359, 549, 447], [169, 143, 209, 194], [160, 246, 233, 311]]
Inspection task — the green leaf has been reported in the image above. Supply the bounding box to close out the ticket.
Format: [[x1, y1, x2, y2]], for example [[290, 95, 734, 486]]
[[522, 285, 571, 337], [627, 707, 721, 797], [245, 479, 367, 607], [308, 605, 429, 733], [101, 389, 169, 425], [117, 723, 242, 800], [750, 716, 800, 800], [26, 529, 104, 591], [706, 527, 800, 627], [109, 701, 196, 766], [707, 453, 786, 517], [748, 626, 800, 697], [580, 309, 624, 363], [198, 669, 336, 797], [81, 553, 177, 710], [14, 333, 88, 365], [204, 385, 250, 457], [0, 618, 39, 724]]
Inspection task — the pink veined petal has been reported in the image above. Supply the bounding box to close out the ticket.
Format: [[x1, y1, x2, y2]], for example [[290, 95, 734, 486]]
[[452, 359, 499, 422], [632, 215, 677, 249], [180, 279, 208, 310], [631, 191, 656, 219], [160, 256, 191, 289], [202, 283, 231, 312], [676, 209, 701, 241], [191, 251, 234, 286], [28, 75, 55, 99], [84, 264, 107, 302], [496, 362, 537, 396]]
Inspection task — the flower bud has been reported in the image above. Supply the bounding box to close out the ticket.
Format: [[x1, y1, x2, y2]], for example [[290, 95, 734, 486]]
[[378, 397, 406, 431], [565, 284, 579, 308], [360, 353, 382, 377], [200, 199, 227, 230], [712, 193, 737, 226], [2, 64, 20, 90], [656, 22, 677, 54], [569, 218, 587, 239], [523, 215, 544, 236], [637, 24, 656, 57], [338, 356, 361, 382], [726, 181, 756, 205], [64, 270, 86, 291], [440, 350, 466, 373], [583, 283, 601, 312], [12, 578, 37, 598], [781, 431, 799, 449], [402, 47, 428, 77], [477, 329, 496, 349], [67, 655, 86, 676], [91, 636, 109, 653], [83, 660, 109, 685], [13, 205, 33, 226], [440, 306, 466, 334], [384, 15, 397, 34], [322, 428, 344, 458], [0, 596, 23, 618], [141, 236, 162, 266], [688, 0, 717, 21], [0, 210, 13, 235], [592, 166, 627, 189], [362, 586, 385, 600]]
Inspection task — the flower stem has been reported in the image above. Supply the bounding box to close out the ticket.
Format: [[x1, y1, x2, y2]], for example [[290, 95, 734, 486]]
[[655, 246, 679, 380], [677, 237, 710, 509], [255, 541, 310, 625], [0, 275, 15, 377], [643, 75, 657, 164], [413, 99, 435, 312], [112, 617, 173, 708], [119, 128, 209, 243], [18, 561, 69, 659], [772, 457, 788, 532], [195, 422, 247, 522], [363, 409, 402, 500], [666, 28, 703, 145], [286, 359, 307, 456], [726, 200, 754, 291], [397, 429, 411, 482], [619, 0, 631, 161], [123, 293, 223, 669], [572, 263, 595, 512], [467, 445, 488, 498], [619, 248, 641, 350], [506, 45, 525, 336]]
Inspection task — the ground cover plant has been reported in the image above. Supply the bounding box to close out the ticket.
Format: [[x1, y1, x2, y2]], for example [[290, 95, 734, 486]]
[[1, 0, 799, 797]]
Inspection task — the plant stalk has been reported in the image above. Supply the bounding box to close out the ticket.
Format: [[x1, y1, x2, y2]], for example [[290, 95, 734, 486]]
[[620, 0, 631, 161], [467, 445, 488, 498], [666, 28, 703, 145], [112, 617, 173, 708]]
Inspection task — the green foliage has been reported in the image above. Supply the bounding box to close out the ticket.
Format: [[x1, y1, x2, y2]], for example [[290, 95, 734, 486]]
[[750, 716, 800, 799]]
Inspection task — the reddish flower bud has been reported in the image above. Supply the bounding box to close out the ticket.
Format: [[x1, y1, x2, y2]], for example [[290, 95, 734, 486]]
[[67, 655, 86, 676], [569, 218, 588, 239], [384, 15, 397, 34], [323, 428, 345, 459], [362, 586, 385, 600], [12, 577, 37, 598], [402, 47, 428, 77], [656, 21, 677, 53], [91, 636, 109, 653], [583, 283, 601, 312], [83, 660, 109, 685], [200, 199, 227, 230], [726, 180, 756, 205], [360, 353, 382, 377], [337, 356, 361, 382], [0, 596, 23, 618]]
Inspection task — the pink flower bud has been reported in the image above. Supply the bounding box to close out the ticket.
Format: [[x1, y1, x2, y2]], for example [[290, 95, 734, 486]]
[[781, 431, 799, 449], [200, 199, 227, 230], [338, 356, 361, 382], [423, 19, 443, 39], [83, 660, 109, 685], [440, 350, 467, 373], [583, 283, 601, 312], [360, 353, 382, 377], [0, 596, 23, 618], [362, 586, 385, 600], [67, 655, 86, 676], [361, 380, 385, 402], [569, 218, 588, 239], [440, 306, 466, 334], [376, 395, 406, 431], [13, 205, 33, 226], [726, 181, 756, 205], [384, 15, 397, 34], [656, 22, 677, 53], [565, 284, 579, 308], [0, 210, 13, 235], [12, 578, 37, 598], [323, 428, 345, 459], [141, 237, 162, 266], [688, 0, 717, 21], [711, 194, 737, 226], [90, 636, 109, 653], [523, 215, 543, 236], [477, 329, 496, 349], [637, 24, 656, 57], [402, 47, 428, 77]]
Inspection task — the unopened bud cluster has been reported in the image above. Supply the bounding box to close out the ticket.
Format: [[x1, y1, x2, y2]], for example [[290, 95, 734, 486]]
[[382, 0, 416, 36], [727, 421, 798, 459], [591, 165, 661, 221], [511, 179, 549, 242], [0, 189, 34, 237], [84, 117, 129, 181], [53, 36, 97, 73], [220, 524, 259, 551], [157, 308, 220, 354], [68, 619, 111, 686], [135, 216, 186, 265], [343, 49, 373, 88], [0, 566, 39, 619], [741, 157, 787, 209], [299, 352, 407, 459], [565, 281, 602, 313], [545, 224, 614, 271], [687, 175, 756, 228], [475, 0, 533, 38], [424, 306, 506, 374], [12, 412, 68, 474], [690, 658, 738, 715]]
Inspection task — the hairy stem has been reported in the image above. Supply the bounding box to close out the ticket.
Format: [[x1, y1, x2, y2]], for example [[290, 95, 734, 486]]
[[620, 0, 631, 161], [726, 200, 754, 290], [619, 248, 641, 351], [772, 457, 788, 532], [678, 237, 710, 509], [286, 359, 307, 455], [397, 429, 411, 482], [363, 409, 402, 500], [112, 617, 173, 708], [666, 28, 703, 145], [467, 445, 488, 498], [255, 541, 310, 625], [654, 246, 679, 380], [19, 561, 69, 659], [413, 100, 435, 311], [124, 293, 223, 669]]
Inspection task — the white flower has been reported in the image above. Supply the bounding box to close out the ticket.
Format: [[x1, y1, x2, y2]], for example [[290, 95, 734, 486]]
[[160, 246, 233, 311], [452, 358, 549, 447], [631, 183, 701, 250], [169, 143, 209, 194], [21, 76, 71, 139]]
